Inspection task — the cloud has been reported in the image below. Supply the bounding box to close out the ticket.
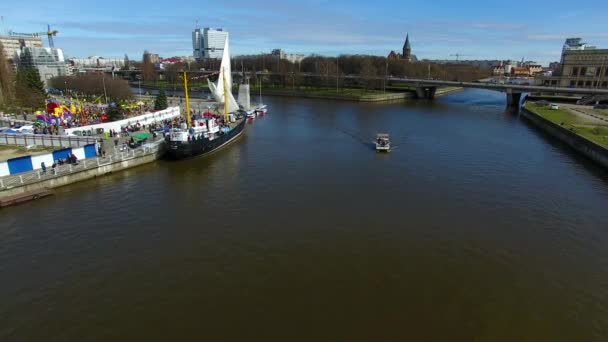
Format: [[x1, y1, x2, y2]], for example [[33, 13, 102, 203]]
[[469, 22, 527, 30], [527, 32, 608, 40]]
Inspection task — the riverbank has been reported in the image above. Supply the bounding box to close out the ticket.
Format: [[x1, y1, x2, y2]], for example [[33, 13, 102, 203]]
[[522, 102, 608, 168]]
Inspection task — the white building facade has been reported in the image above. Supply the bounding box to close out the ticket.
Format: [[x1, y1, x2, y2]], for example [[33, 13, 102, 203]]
[[192, 28, 228, 59]]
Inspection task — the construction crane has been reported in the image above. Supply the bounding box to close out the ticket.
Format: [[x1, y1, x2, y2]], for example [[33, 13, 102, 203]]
[[449, 53, 472, 61], [34, 24, 58, 48]]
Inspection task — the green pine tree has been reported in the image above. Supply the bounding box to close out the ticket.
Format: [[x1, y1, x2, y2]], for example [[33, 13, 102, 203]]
[[15, 67, 46, 109], [106, 103, 123, 121], [154, 87, 168, 110]]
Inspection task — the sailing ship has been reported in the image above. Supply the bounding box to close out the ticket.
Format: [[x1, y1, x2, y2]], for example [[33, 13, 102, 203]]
[[254, 78, 268, 115], [165, 35, 246, 160]]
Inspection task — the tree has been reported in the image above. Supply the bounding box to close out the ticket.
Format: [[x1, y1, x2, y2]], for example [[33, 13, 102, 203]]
[[15, 67, 46, 109], [360, 58, 378, 90], [141, 50, 156, 83], [0, 41, 15, 107], [106, 103, 123, 121], [49, 74, 132, 101], [154, 87, 168, 110], [122, 53, 130, 71]]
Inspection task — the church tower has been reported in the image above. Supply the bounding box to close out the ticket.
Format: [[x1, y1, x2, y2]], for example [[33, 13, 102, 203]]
[[402, 34, 411, 62]]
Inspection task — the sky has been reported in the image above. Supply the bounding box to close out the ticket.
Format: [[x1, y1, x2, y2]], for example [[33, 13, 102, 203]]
[[1, 0, 607, 65]]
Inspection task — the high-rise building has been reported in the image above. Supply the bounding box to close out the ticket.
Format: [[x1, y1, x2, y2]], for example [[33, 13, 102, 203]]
[[16, 47, 70, 87], [0, 32, 43, 63], [192, 27, 228, 60], [192, 28, 203, 60]]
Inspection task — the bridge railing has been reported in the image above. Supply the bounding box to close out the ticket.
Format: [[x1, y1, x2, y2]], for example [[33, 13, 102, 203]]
[[0, 133, 98, 148]]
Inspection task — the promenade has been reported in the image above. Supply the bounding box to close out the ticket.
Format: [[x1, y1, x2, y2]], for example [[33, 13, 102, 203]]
[[0, 138, 165, 198]]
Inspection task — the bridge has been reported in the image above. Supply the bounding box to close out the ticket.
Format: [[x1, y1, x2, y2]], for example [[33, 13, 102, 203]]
[[384, 78, 608, 107], [108, 69, 608, 108]]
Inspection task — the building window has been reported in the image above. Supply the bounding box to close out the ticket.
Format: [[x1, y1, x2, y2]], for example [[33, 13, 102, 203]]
[[572, 67, 578, 76], [551, 80, 558, 85], [585, 81, 592, 87], [581, 67, 587, 76], [603, 81, 608, 88], [597, 68, 602, 76], [570, 80, 576, 87], [577, 80, 584, 86]]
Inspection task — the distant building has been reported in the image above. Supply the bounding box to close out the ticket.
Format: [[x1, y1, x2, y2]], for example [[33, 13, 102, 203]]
[[144, 52, 160, 64], [387, 33, 417, 62], [0, 32, 43, 63], [511, 67, 530, 77], [492, 64, 504, 76], [16, 47, 70, 87], [548, 62, 560, 71], [271, 49, 306, 64], [192, 28, 203, 59], [192, 27, 228, 59], [69, 56, 125, 72], [527, 65, 543, 76], [537, 38, 608, 88]]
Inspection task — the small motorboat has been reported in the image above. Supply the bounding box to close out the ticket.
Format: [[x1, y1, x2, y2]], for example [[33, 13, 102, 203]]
[[375, 133, 390, 152]]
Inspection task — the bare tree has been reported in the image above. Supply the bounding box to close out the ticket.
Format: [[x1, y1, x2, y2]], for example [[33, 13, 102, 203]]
[[50, 74, 133, 101], [360, 58, 378, 90]]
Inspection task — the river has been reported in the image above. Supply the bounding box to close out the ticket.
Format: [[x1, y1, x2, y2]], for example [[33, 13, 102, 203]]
[[1, 89, 608, 340]]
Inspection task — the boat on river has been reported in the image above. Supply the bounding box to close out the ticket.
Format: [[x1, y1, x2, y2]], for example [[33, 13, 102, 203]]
[[165, 35, 246, 160], [375, 133, 391, 152]]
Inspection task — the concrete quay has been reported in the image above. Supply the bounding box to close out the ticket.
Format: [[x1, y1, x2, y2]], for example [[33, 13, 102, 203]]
[[0, 140, 165, 199], [521, 105, 608, 169]]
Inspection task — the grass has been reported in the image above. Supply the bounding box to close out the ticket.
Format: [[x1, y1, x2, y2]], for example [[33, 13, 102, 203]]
[[525, 103, 608, 148]]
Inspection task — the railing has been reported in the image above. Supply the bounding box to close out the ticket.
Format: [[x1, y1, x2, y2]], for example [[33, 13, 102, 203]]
[[0, 133, 98, 148], [0, 141, 163, 190]]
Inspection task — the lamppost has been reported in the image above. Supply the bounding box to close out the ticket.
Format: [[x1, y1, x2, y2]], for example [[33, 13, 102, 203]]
[[384, 60, 388, 93], [336, 56, 339, 94], [102, 76, 108, 104]]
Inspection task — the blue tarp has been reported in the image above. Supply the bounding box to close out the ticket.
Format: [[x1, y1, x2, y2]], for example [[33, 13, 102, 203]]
[[52, 148, 72, 162], [83, 144, 97, 158], [7, 156, 33, 174]]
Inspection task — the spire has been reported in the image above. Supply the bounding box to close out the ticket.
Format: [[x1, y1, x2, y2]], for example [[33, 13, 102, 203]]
[[403, 33, 411, 50]]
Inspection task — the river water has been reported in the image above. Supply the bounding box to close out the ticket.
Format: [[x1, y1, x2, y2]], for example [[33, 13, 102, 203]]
[[2, 89, 608, 340]]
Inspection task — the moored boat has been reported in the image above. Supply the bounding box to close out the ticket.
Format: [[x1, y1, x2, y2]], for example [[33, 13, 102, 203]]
[[165, 34, 246, 160]]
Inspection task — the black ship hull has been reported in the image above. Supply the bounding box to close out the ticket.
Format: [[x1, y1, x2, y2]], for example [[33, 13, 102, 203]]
[[165, 118, 246, 160]]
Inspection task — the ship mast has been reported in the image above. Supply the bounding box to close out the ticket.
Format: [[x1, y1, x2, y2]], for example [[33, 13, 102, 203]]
[[183, 71, 191, 128], [222, 68, 229, 123]]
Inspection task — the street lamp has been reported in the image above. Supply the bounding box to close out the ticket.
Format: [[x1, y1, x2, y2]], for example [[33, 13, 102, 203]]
[[336, 56, 339, 94], [102, 76, 108, 104]]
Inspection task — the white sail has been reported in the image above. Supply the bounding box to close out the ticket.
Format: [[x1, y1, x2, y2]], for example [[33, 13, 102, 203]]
[[237, 83, 251, 111], [208, 34, 239, 113]]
